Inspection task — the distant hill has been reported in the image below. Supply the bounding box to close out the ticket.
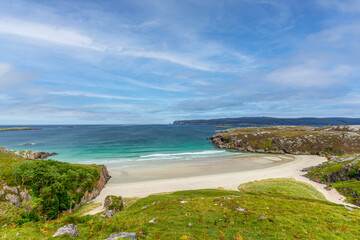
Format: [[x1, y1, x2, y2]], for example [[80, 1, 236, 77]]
[[173, 117, 360, 126]]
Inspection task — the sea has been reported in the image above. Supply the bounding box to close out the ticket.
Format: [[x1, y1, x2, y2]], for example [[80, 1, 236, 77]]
[[0, 125, 240, 166]]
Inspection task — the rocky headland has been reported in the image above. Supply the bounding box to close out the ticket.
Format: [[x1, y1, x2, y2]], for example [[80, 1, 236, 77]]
[[211, 125, 360, 156], [0, 147, 57, 159]]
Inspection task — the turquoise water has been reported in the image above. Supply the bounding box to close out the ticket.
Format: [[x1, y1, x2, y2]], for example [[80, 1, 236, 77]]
[[0, 125, 239, 165]]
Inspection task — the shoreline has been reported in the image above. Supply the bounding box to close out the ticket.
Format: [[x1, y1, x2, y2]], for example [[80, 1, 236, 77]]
[[105, 153, 292, 183], [89, 154, 356, 214]]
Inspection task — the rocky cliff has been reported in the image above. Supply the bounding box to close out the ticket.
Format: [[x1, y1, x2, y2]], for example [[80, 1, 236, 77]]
[[211, 125, 360, 156], [64, 165, 111, 213]]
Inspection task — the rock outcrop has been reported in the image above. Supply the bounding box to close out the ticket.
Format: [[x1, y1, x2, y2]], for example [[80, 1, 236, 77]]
[[0, 183, 32, 210], [13, 150, 58, 159], [101, 195, 124, 218]]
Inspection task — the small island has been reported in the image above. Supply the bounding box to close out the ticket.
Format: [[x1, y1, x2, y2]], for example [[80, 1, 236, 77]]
[[0, 127, 37, 132]]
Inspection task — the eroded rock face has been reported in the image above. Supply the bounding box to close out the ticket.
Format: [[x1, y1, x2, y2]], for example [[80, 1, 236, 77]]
[[63, 166, 111, 214], [105, 232, 137, 240], [53, 224, 79, 238]]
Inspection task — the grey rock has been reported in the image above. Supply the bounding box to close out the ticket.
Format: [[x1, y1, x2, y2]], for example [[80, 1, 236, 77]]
[[105, 232, 137, 240], [100, 210, 114, 218], [259, 215, 266, 219], [3, 186, 18, 194], [53, 224, 79, 238], [20, 190, 31, 202], [5, 194, 21, 207]]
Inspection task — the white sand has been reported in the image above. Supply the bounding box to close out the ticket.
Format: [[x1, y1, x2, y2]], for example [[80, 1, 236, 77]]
[[89, 155, 356, 214]]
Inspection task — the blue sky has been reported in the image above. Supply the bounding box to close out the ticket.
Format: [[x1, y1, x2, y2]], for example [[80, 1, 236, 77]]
[[0, 0, 359, 124]]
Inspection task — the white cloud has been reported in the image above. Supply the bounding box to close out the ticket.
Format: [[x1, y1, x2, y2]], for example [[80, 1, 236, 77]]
[[48, 91, 146, 101]]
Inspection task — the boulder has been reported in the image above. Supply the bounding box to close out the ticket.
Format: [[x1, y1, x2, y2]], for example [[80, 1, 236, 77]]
[[53, 224, 79, 238], [105, 232, 137, 240]]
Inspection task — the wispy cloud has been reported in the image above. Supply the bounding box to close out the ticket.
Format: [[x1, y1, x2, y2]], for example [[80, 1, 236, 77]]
[[316, 0, 360, 13], [0, 18, 104, 51], [121, 77, 189, 92], [0, 15, 255, 73], [48, 91, 146, 101]]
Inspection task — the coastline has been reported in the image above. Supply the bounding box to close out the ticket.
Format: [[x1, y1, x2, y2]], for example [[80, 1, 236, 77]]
[[89, 154, 355, 214]]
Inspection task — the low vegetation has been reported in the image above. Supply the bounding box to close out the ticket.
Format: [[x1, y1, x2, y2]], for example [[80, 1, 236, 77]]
[[1, 179, 360, 239], [211, 125, 360, 155]]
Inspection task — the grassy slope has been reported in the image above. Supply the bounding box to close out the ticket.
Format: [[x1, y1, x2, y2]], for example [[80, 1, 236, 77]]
[[0, 127, 35, 131], [211, 126, 360, 155], [238, 178, 327, 201], [1, 179, 359, 239]]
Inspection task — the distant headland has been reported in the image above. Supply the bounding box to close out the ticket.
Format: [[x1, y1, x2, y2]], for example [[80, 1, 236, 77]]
[[173, 117, 360, 126]]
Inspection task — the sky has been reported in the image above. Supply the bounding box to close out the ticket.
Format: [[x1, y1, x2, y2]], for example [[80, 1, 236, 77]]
[[0, 0, 359, 124]]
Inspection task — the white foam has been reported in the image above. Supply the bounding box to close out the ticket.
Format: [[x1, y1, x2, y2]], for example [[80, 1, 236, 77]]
[[140, 150, 226, 158]]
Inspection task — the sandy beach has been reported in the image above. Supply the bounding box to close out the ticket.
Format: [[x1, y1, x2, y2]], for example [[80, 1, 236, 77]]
[[89, 154, 355, 214]]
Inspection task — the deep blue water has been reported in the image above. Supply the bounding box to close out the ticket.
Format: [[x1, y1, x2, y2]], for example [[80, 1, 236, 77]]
[[0, 125, 237, 164]]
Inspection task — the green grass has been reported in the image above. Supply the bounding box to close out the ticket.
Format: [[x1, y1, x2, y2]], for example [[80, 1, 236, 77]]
[[1, 179, 360, 239], [238, 178, 327, 201], [0, 127, 35, 132]]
